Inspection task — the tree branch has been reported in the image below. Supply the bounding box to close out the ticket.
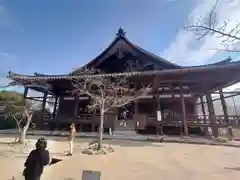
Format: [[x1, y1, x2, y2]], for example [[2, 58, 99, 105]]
[[184, 25, 240, 41], [70, 69, 152, 113], [183, 0, 240, 50]]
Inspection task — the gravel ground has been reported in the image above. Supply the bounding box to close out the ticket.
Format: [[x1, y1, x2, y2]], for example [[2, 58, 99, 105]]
[[0, 136, 240, 180]]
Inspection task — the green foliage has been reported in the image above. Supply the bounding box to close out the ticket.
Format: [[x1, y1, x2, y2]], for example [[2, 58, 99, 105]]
[[0, 90, 42, 129], [0, 91, 25, 129], [0, 115, 16, 129], [0, 90, 24, 106]]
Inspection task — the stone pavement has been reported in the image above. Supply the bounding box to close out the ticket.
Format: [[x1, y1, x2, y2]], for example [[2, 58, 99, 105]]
[[1, 129, 240, 148]]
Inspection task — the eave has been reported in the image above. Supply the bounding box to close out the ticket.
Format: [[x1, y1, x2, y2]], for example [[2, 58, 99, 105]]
[[7, 61, 240, 96]]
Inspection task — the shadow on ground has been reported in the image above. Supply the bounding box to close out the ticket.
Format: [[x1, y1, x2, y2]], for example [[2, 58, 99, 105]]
[[224, 167, 240, 171], [102, 139, 164, 148], [0, 141, 15, 145], [4, 135, 165, 148]]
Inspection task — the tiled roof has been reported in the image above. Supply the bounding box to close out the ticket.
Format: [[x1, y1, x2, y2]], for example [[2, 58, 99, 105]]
[[8, 60, 240, 81], [71, 28, 181, 75]]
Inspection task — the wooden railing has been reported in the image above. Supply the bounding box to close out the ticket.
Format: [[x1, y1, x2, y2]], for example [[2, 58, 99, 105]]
[[42, 111, 240, 128], [138, 114, 240, 127], [42, 113, 117, 128]]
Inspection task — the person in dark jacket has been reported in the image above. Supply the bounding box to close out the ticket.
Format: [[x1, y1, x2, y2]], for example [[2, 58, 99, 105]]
[[23, 137, 50, 180]]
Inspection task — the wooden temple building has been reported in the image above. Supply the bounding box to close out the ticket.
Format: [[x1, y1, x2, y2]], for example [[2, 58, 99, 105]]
[[7, 28, 240, 137]]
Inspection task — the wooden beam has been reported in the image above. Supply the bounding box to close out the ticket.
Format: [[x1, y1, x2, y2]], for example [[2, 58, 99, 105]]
[[153, 80, 229, 91], [25, 96, 56, 99], [25, 97, 53, 103], [219, 89, 233, 140], [212, 93, 240, 102], [196, 92, 240, 105], [154, 70, 240, 85], [210, 79, 240, 94], [213, 91, 240, 94], [153, 90, 240, 96], [206, 92, 218, 137]]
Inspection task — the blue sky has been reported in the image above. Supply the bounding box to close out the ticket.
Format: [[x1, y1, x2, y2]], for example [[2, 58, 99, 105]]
[[0, 0, 240, 92]]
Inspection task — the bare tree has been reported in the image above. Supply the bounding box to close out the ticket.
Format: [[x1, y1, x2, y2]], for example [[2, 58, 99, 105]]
[[184, 0, 240, 52], [10, 108, 33, 144], [71, 70, 151, 149], [6, 100, 40, 144]]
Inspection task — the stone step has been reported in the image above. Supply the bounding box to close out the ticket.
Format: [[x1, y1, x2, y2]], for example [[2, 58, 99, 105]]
[[115, 121, 135, 129], [115, 126, 135, 130], [114, 130, 137, 136]]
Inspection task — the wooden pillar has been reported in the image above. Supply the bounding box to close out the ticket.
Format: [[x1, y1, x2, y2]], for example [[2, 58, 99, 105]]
[[41, 91, 48, 121], [219, 89, 233, 140], [200, 96, 206, 120], [53, 96, 59, 118], [74, 97, 79, 117], [92, 124, 95, 132], [180, 85, 188, 136], [23, 87, 28, 99], [134, 100, 139, 114], [200, 96, 209, 136], [156, 88, 163, 135], [206, 92, 218, 137], [74, 96, 81, 131], [50, 96, 58, 131], [134, 100, 139, 129]]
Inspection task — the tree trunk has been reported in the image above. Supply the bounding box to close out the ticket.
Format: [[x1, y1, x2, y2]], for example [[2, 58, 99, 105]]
[[19, 128, 27, 144], [18, 115, 32, 144], [98, 107, 104, 149]]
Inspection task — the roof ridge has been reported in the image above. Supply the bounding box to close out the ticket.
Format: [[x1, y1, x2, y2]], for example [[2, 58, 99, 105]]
[[71, 28, 182, 75]]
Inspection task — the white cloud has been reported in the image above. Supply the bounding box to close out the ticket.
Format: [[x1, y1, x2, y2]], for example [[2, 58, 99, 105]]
[[161, 0, 240, 65]]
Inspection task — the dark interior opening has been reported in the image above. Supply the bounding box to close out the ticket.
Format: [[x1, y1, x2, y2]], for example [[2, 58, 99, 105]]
[[49, 158, 62, 165], [81, 124, 92, 132], [94, 125, 113, 133], [137, 126, 204, 136]]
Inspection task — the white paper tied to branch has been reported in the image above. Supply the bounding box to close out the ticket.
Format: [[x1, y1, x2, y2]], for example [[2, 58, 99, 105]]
[[157, 111, 162, 121], [136, 121, 140, 127]]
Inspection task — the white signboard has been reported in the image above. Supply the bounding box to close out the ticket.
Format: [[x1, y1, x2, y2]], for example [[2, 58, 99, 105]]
[[82, 170, 101, 180], [157, 110, 162, 121]]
